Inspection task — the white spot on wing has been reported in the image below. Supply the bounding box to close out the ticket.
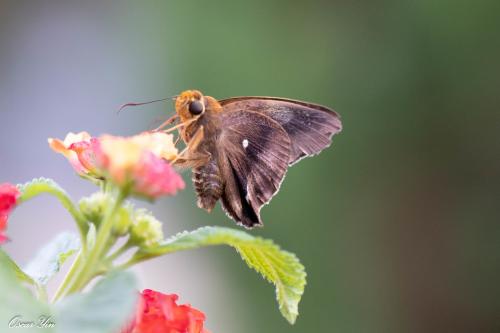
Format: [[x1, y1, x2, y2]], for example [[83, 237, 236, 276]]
[[242, 139, 249, 149]]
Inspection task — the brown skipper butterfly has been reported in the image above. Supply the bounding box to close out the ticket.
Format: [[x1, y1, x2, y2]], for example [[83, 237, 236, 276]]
[[158, 90, 342, 228]]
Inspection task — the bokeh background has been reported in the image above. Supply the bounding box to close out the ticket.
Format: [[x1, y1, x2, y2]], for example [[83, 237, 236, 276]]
[[1, 1, 499, 332]]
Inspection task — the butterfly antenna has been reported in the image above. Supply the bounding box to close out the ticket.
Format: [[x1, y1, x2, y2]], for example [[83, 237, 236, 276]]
[[117, 95, 179, 114]]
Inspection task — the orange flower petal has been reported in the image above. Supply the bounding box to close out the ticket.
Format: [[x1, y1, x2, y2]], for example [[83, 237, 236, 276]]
[[48, 132, 94, 175]]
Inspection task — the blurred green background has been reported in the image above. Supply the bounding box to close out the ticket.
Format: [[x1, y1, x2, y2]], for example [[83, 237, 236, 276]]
[[1, 1, 499, 332]]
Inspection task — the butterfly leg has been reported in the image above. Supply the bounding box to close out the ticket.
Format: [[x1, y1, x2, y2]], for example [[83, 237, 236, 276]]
[[172, 126, 210, 168], [157, 118, 196, 134], [152, 114, 178, 132], [173, 152, 211, 169]]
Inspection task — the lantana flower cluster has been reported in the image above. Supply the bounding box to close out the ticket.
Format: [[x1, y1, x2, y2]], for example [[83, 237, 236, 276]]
[[48, 131, 184, 199]]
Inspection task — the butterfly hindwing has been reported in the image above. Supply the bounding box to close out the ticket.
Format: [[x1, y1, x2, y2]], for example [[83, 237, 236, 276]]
[[220, 97, 342, 164], [217, 110, 291, 227]]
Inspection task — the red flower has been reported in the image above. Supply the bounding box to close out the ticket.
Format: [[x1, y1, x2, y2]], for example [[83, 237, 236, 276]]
[[123, 289, 210, 333], [0, 183, 21, 244]]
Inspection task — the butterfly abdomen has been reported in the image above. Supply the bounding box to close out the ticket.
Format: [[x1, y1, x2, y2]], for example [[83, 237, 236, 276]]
[[192, 159, 223, 212]]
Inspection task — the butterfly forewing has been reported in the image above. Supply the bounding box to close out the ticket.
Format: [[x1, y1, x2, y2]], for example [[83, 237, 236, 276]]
[[217, 110, 291, 227], [220, 97, 342, 164]]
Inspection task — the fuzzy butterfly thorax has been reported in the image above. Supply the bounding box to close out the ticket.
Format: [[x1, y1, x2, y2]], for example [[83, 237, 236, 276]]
[[173, 90, 342, 228]]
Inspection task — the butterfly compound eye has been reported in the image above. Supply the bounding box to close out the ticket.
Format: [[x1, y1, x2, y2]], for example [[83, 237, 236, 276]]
[[188, 100, 204, 115]]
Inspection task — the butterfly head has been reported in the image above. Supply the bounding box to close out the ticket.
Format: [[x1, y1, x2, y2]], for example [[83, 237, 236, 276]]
[[174, 90, 207, 123], [175, 90, 222, 124]]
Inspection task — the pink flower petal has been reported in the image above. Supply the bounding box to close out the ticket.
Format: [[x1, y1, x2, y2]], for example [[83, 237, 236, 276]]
[[132, 152, 185, 199]]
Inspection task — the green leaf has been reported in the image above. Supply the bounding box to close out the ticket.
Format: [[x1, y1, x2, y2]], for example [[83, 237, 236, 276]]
[[0, 248, 36, 285], [0, 249, 50, 302], [54, 271, 137, 333], [137, 226, 307, 324], [18, 178, 66, 202], [24, 232, 81, 285], [0, 263, 55, 333]]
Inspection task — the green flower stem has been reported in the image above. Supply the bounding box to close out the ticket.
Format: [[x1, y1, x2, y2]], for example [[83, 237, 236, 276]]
[[116, 238, 189, 270], [52, 249, 83, 302], [116, 257, 141, 271], [19, 179, 88, 250], [65, 190, 126, 295], [106, 240, 134, 264], [36, 284, 48, 303], [117, 251, 161, 270]]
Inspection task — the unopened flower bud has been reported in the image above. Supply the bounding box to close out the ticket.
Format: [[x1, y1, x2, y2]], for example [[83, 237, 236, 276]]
[[112, 203, 133, 236], [78, 192, 110, 225], [130, 209, 163, 248]]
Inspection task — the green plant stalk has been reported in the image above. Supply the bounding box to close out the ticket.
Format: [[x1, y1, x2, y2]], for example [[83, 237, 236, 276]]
[[106, 240, 133, 264], [52, 250, 83, 302], [64, 190, 126, 295], [117, 250, 161, 270], [35, 283, 48, 303]]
